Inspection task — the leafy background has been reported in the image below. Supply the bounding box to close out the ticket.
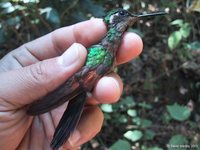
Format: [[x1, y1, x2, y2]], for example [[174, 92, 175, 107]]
[[0, 0, 200, 150]]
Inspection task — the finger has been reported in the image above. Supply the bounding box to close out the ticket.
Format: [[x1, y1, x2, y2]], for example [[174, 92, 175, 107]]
[[63, 106, 104, 149], [14, 18, 106, 61], [116, 32, 143, 65], [91, 73, 123, 104], [86, 95, 100, 106], [0, 43, 87, 108], [0, 19, 106, 72], [0, 21, 143, 74]]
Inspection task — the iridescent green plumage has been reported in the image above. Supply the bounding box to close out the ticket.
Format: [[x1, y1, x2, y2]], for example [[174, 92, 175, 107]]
[[107, 28, 117, 41], [86, 46, 111, 67]]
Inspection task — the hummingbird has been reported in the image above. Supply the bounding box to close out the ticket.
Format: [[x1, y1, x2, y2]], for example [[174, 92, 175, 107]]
[[27, 8, 166, 150]]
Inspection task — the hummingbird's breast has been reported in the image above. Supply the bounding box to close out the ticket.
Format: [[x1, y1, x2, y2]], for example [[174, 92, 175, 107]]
[[73, 24, 126, 92], [73, 44, 114, 91]]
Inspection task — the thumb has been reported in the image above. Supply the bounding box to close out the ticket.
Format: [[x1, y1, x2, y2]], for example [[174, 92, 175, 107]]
[[0, 43, 87, 109]]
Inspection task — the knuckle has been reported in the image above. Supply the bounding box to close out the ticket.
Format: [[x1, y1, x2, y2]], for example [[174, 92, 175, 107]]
[[29, 61, 48, 85]]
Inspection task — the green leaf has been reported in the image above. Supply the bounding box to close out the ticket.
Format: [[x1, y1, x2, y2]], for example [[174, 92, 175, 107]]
[[169, 134, 188, 146], [150, 148, 163, 150], [114, 96, 136, 111], [41, 7, 60, 26], [0, 2, 12, 8], [168, 31, 182, 50], [24, 0, 39, 3], [127, 109, 137, 117], [132, 117, 141, 126], [118, 115, 128, 123], [180, 23, 191, 38], [195, 82, 200, 88], [138, 102, 152, 109], [147, 147, 163, 150], [121, 96, 136, 107], [14, 0, 39, 3], [144, 130, 155, 140], [104, 113, 111, 120], [47, 8, 60, 25], [142, 146, 163, 150], [101, 104, 113, 113], [170, 19, 183, 27], [141, 119, 152, 128], [1, 2, 16, 14], [124, 130, 143, 142], [185, 41, 200, 51], [167, 103, 191, 121], [6, 16, 21, 26], [161, 113, 172, 123], [110, 139, 131, 150]]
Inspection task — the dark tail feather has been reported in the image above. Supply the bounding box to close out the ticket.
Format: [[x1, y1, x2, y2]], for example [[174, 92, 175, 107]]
[[51, 92, 87, 150], [27, 77, 81, 115]]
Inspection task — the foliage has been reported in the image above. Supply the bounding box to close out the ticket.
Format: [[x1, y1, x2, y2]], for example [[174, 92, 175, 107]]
[[101, 104, 113, 113], [110, 139, 131, 150], [0, 0, 200, 150], [168, 19, 191, 50], [166, 103, 191, 121], [124, 130, 143, 142], [141, 146, 163, 150], [168, 134, 188, 146]]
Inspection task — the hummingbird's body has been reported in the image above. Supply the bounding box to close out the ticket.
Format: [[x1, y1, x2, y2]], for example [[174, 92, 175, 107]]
[[27, 9, 166, 150]]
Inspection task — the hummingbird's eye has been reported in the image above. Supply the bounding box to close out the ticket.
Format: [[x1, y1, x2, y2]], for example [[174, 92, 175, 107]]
[[119, 10, 128, 16]]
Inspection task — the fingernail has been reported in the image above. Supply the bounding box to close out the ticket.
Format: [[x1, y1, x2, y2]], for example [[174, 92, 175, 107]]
[[103, 76, 121, 95], [58, 43, 80, 66], [68, 130, 81, 148], [109, 77, 121, 94]]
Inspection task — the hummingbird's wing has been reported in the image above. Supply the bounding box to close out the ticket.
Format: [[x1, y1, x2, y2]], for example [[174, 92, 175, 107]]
[[27, 76, 82, 115], [51, 92, 86, 150]]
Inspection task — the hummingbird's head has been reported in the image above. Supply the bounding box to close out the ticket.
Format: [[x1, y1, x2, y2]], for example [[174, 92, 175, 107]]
[[103, 9, 137, 27], [103, 9, 166, 28]]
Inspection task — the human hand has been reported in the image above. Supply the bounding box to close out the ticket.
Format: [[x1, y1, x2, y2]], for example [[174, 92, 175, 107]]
[[0, 18, 143, 150]]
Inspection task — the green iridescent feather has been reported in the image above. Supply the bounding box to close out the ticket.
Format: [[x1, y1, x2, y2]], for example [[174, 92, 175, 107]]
[[86, 46, 112, 67], [107, 28, 117, 41]]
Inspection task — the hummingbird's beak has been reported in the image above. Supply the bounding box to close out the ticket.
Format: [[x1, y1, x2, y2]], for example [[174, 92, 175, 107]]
[[130, 11, 167, 18]]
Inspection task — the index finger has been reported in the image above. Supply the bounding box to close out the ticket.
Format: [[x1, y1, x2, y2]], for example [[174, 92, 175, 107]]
[[9, 18, 142, 68], [22, 18, 107, 60]]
